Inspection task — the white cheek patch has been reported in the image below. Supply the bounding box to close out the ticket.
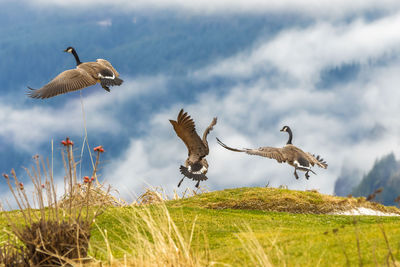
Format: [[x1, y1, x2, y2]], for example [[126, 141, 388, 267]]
[[98, 73, 115, 79]]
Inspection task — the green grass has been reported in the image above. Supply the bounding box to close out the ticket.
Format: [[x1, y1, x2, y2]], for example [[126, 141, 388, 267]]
[[88, 187, 400, 266]]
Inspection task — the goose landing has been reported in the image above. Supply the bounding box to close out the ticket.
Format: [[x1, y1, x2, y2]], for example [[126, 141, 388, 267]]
[[170, 109, 217, 188], [217, 126, 327, 180]]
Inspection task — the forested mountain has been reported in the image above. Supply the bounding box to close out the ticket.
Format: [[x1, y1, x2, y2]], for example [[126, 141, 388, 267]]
[[348, 153, 400, 206]]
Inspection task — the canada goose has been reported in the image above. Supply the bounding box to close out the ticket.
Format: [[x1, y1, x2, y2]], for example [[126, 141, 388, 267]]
[[27, 46, 123, 99], [216, 126, 327, 180], [170, 109, 217, 188]]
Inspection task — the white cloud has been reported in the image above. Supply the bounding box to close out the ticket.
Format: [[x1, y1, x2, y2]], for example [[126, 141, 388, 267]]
[[105, 58, 400, 197], [3, 5, 400, 201], [97, 18, 112, 27], [195, 12, 400, 84], [0, 76, 167, 151], [27, 0, 400, 18], [103, 12, 400, 197]]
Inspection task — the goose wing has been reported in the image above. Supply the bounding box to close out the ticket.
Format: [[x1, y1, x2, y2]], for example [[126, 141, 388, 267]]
[[170, 109, 208, 162], [216, 138, 286, 163], [305, 152, 328, 169], [202, 117, 217, 153], [27, 68, 97, 99], [245, 147, 286, 163]]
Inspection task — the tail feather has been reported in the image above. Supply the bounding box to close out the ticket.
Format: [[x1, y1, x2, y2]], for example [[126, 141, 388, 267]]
[[100, 77, 123, 88], [313, 154, 328, 168], [179, 165, 208, 181]]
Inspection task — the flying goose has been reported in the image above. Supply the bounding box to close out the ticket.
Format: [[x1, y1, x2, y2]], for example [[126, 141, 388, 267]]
[[216, 126, 327, 180], [169, 109, 217, 188], [27, 46, 123, 99]]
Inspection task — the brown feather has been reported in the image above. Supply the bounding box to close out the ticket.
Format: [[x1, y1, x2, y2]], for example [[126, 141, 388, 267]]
[[202, 117, 217, 152], [169, 109, 209, 163], [216, 138, 286, 163], [28, 54, 122, 99], [27, 69, 97, 99]]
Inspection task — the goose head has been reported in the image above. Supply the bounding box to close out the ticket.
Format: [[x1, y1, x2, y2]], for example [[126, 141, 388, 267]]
[[280, 125, 293, 145], [280, 125, 291, 132], [64, 46, 76, 53]]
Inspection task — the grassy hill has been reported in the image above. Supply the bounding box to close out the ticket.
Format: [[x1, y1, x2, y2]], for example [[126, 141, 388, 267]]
[[87, 187, 400, 266]]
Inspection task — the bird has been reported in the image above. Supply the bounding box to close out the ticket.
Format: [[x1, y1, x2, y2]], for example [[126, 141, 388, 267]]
[[27, 46, 123, 99], [216, 126, 327, 180], [169, 109, 217, 188]]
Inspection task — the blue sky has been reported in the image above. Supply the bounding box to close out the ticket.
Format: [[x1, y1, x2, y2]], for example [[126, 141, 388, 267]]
[[1, 0, 400, 202]]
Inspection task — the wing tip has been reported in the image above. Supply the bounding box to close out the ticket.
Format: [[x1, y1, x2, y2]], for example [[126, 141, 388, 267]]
[[26, 87, 42, 99]]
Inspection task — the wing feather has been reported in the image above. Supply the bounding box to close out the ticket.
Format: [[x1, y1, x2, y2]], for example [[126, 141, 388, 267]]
[[244, 147, 286, 163], [202, 117, 217, 152], [170, 109, 208, 162], [216, 138, 286, 163], [27, 69, 97, 99]]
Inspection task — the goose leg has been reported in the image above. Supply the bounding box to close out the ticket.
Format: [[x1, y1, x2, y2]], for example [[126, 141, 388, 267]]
[[177, 176, 185, 187], [294, 168, 299, 179], [305, 171, 310, 180], [195, 180, 200, 188]]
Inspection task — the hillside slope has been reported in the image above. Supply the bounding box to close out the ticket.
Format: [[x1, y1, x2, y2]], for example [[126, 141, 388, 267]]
[[89, 187, 400, 266], [169, 187, 400, 215]]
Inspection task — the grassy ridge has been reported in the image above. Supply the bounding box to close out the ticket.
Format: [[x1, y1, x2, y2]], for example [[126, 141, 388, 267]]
[[168, 187, 400, 214], [89, 187, 400, 266]]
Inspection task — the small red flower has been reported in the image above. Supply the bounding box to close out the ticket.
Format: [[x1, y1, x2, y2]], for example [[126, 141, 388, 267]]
[[94, 145, 105, 153], [19, 182, 24, 190], [3, 174, 9, 179], [91, 177, 95, 181], [61, 137, 74, 147], [41, 184, 45, 188], [83, 176, 90, 183], [78, 183, 81, 188]]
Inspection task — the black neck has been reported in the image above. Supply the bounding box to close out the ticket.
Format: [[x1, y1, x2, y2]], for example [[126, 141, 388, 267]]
[[286, 128, 293, 145], [71, 49, 82, 65]]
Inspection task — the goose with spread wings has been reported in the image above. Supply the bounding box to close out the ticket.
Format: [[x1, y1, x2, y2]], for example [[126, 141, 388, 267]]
[[216, 126, 327, 180], [170, 109, 217, 188], [27, 46, 123, 99]]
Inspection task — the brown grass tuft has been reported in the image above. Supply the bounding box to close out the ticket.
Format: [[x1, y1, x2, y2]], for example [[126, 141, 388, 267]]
[[1, 138, 113, 265]]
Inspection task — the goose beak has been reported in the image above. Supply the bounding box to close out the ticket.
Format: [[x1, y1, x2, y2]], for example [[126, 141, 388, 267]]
[[63, 49, 68, 52]]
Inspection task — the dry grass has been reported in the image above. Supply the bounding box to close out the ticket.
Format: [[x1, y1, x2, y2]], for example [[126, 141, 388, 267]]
[[0, 138, 112, 265], [89, 203, 210, 267], [169, 187, 400, 215], [134, 186, 209, 206]]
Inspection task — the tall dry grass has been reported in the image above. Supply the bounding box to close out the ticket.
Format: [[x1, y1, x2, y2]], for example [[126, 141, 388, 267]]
[[90, 203, 209, 267], [0, 138, 112, 265]]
